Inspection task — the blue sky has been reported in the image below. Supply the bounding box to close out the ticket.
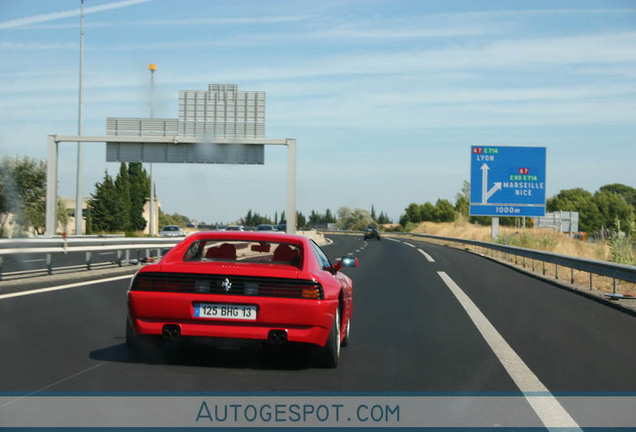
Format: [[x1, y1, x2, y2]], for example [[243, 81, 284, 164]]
[[1, 0, 635, 224]]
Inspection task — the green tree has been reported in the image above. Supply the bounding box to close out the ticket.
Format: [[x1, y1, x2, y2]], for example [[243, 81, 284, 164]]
[[245, 209, 254, 226], [297, 211, 307, 229], [87, 172, 117, 232], [547, 188, 603, 232], [401, 203, 422, 225], [114, 163, 131, 231], [435, 199, 456, 222], [159, 209, 192, 227], [337, 207, 375, 231], [128, 163, 149, 231], [324, 209, 336, 223], [377, 211, 391, 224], [594, 190, 635, 229], [0, 156, 56, 236], [242, 209, 273, 226], [420, 202, 437, 222], [371, 205, 377, 221], [455, 180, 471, 217], [599, 184, 636, 211], [0, 157, 19, 236]]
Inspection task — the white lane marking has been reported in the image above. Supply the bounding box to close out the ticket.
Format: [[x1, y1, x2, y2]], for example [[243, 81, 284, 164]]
[[386, 238, 401, 243], [402, 242, 416, 248], [0, 274, 135, 301], [417, 248, 435, 262], [355, 249, 361, 253], [437, 271, 580, 429], [0, 362, 107, 409]]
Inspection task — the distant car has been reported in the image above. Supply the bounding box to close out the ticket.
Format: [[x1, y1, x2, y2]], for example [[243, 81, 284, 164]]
[[276, 224, 287, 232], [159, 225, 185, 237], [225, 225, 244, 231], [363, 227, 381, 240], [126, 231, 359, 367], [256, 224, 277, 231]]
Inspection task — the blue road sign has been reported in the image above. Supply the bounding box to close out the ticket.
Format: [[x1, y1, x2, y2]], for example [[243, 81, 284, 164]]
[[470, 146, 546, 217]]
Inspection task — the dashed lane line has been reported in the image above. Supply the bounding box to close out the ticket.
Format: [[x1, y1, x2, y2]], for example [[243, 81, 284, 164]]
[[402, 242, 416, 248], [437, 271, 580, 430], [0, 275, 135, 301], [417, 248, 435, 262]]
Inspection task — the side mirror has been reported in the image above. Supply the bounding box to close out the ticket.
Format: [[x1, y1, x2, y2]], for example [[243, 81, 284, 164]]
[[333, 256, 359, 272]]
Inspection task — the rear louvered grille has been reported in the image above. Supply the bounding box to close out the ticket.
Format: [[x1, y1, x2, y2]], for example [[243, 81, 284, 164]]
[[132, 272, 323, 299]]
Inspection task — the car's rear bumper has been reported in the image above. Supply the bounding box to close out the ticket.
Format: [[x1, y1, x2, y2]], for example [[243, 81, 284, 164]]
[[128, 292, 337, 347]]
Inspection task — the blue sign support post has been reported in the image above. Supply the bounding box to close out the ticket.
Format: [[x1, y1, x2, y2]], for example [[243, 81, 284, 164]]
[[470, 146, 546, 218]]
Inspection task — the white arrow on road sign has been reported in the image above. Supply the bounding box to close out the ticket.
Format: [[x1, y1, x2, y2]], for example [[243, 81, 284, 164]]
[[481, 163, 501, 204]]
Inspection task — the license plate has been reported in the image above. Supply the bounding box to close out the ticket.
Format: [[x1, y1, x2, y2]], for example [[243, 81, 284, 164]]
[[194, 303, 257, 320]]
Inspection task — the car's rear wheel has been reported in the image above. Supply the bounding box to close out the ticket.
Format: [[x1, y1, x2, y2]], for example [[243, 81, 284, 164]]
[[318, 307, 341, 368]]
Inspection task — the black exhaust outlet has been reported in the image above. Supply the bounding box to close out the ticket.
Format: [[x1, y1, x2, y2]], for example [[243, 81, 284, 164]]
[[162, 324, 181, 339], [267, 330, 288, 345]]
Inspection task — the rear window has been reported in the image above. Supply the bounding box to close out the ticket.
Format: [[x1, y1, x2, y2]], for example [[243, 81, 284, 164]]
[[163, 226, 179, 231], [183, 240, 302, 268]]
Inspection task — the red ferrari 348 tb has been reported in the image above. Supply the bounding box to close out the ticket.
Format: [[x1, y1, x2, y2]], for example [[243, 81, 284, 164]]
[[126, 231, 358, 367]]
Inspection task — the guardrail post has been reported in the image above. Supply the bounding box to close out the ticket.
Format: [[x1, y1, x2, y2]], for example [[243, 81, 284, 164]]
[[571, 268, 575, 284], [589, 273, 593, 290], [542, 261, 546, 275], [523, 257, 526, 268], [117, 250, 122, 267], [125, 249, 130, 265], [613, 279, 617, 294], [86, 252, 92, 270], [0, 256, 4, 281], [555, 264, 559, 280], [47, 253, 53, 275]]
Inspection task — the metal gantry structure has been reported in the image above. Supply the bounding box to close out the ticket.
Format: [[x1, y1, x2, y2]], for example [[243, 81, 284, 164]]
[[45, 135, 297, 237]]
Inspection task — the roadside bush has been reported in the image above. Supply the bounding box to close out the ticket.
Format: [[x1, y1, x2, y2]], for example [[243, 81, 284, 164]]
[[608, 218, 635, 265]]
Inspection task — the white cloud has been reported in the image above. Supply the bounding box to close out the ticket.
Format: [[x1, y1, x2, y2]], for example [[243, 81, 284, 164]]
[[0, 0, 152, 30], [0, 42, 76, 50]]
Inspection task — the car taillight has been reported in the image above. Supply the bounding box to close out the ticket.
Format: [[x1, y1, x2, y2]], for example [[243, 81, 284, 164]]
[[133, 277, 156, 290], [133, 275, 190, 291], [301, 286, 321, 299]]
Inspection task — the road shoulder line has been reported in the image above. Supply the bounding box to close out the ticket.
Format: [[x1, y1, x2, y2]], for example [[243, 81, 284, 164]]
[[437, 271, 580, 430], [0, 274, 135, 300]]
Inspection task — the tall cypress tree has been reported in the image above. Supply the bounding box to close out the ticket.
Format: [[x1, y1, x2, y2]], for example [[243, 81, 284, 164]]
[[128, 163, 149, 231], [87, 172, 117, 232], [114, 163, 131, 231]]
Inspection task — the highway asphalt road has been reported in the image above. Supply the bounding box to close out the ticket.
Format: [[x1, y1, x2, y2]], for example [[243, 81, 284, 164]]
[[2, 233, 635, 396]]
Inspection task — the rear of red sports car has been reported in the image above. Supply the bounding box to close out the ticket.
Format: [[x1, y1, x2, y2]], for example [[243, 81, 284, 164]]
[[126, 231, 355, 367]]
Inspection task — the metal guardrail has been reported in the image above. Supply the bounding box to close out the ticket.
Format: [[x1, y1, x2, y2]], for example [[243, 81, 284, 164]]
[[0, 237, 182, 281], [323, 230, 636, 292]]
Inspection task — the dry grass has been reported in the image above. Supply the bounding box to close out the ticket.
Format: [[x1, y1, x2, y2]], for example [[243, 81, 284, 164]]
[[411, 219, 609, 260], [406, 219, 636, 297]]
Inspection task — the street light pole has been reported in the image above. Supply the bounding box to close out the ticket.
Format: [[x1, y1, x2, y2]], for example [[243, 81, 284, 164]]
[[75, 0, 85, 235], [148, 63, 156, 237]]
